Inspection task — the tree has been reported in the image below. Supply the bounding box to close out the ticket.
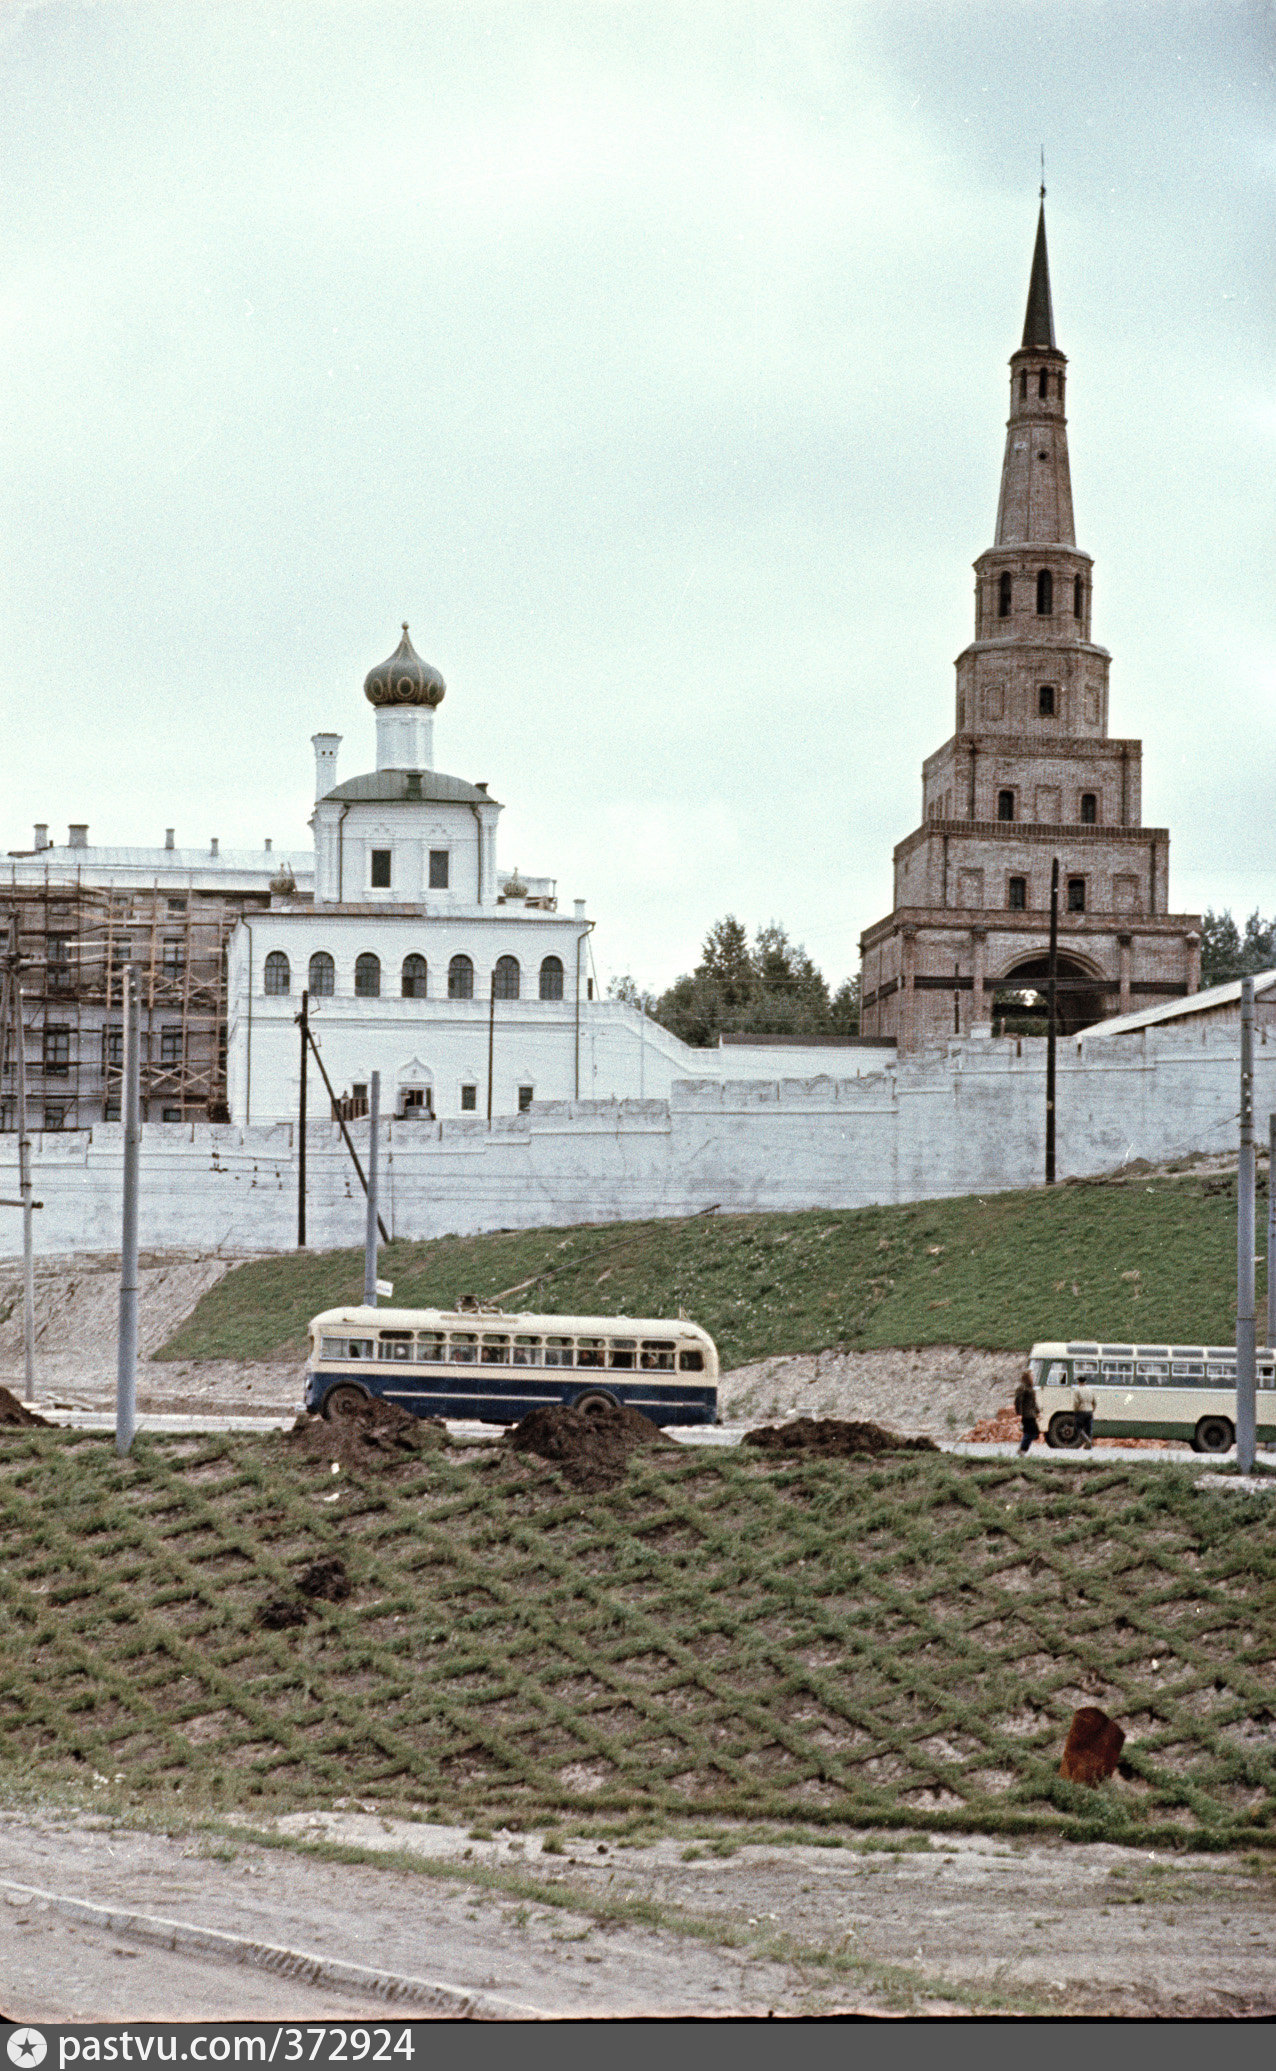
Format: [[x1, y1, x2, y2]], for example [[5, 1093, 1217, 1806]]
[[1200, 909, 1276, 987], [651, 917, 858, 1047]]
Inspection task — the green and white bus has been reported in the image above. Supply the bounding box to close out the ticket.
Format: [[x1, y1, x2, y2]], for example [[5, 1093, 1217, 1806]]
[[1029, 1340, 1276, 1452]]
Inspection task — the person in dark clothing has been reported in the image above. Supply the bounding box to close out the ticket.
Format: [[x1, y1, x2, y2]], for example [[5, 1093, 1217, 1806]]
[[1014, 1367, 1040, 1453]]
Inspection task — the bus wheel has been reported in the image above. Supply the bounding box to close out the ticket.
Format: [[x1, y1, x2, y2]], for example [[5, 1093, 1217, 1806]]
[[1193, 1415, 1234, 1455], [574, 1391, 616, 1418], [323, 1384, 370, 1422], [1047, 1413, 1082, 1449]]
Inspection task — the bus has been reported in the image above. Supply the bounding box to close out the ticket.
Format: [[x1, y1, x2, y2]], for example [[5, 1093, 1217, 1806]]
[[304, 1303, 720, 1428], [1029, 1340, 1276, 1452]]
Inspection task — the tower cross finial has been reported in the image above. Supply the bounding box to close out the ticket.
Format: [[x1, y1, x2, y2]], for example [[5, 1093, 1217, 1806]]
[[1040, 146, 1046, 203]]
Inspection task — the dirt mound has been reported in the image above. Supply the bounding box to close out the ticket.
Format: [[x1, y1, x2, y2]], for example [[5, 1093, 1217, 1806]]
[[743, 1416, 938, 1458], [963, 1407, 1022, 1443], [298, 1554, 351, 1602], [0, 1386, 48, 1428], [256, 1593, 309, 1630], [283, 1393, 447, 1472], [505, 1400, 671, 1491], [1060, 1705, 1125, 1785]]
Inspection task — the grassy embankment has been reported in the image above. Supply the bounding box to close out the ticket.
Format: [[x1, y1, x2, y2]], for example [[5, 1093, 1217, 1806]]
[[0, 1432, 1272, 1849], [161, 1170, 1261, 1369]]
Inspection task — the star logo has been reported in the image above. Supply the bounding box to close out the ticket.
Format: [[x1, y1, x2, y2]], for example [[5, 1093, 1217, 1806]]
[[7, 2033, 47, 2068]]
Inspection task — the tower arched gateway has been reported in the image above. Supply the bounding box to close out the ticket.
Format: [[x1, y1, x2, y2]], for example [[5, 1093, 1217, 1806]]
[[859, 200, 1201, 1053]]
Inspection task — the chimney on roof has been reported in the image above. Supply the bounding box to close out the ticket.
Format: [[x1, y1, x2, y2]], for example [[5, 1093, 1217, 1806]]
[[33, 824, 48, 852], [165, 828, 175, 850], [264, 837, 272, 852], [574, 899, 586, 920], [475, 781, 488, 793], [68, 824, 88, 849], [210, 837, 219, 858], [312, 733, 341, 802]]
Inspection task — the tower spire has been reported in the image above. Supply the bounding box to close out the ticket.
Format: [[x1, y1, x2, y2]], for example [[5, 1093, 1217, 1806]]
[[1021, 198, 1056, 351]]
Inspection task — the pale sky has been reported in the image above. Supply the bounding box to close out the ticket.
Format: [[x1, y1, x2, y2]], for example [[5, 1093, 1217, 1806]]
[[2, 1, 1273, 994]]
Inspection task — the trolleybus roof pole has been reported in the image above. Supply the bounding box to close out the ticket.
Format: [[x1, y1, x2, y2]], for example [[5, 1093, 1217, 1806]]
[[1237, 977, 1257, 1473], [1045, 857, 1058, 1185]]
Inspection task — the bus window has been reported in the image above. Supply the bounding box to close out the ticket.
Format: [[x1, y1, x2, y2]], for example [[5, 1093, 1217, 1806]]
[[1171, 1361, 1204, 1380], [418, 1332, 446, 1362], [641, 1340, 676, 1371], [1136, 1362, 1168, 1384], [679, 1349, 704, 1372], [320, 1336, 346, 1359], [481, 1335, 510, 1364], [377, 1333, 413, 1362], [576, 1337, 606, 1368], [609, 1339, 636, 1369], [346, 1338, 374, 1360], [1206, 1363, 1232, 1380], [449, 1333, 478, 1364], [1100, 1360, 1132, 1383], [542, 1337, 574, 1368], [1045, 1362, 1069, 1385], [1260, 1367, 1275, 1389], [512, 1336, 542, 1366]]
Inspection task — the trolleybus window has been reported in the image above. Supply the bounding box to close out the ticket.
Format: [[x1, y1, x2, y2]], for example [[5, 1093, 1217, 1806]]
[[482, 1334, 510, 1364], [543, 1336, 573, 1368], [608, 1339, 636, 1369], [512, 1336, 541, 1366], [641, 1340, 676, 1371], [449, 1333, 477, 1364], [377, 1332, 414, 1362], [679, 1349, 704, 1371], [418, 1331, 446, 1361], [576, 1337, 606, 1368]]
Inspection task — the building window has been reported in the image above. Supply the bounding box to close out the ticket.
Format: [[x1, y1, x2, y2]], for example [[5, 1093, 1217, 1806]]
[[355, 953, 381, 998], [370, 849, 392, 889], [1038, 367, 1049, 399], [1067, 877, 1086, 912], [46, 935, 72, 990], [1008, 876, 1027, 911], [998, 571, 1012, 618], [263, 950, 290, 995], [1080, 792, 1097, 825], [160, 1025, 183, 1066], [161, 1107, 182, 1122], [43, 1026, 71, 1077], [43, 1102, 67, 1131], [308, 951, 335, 996], [1074, 574, 1084, 618], [448, 954, 474, 1000], [1019, 370, 1027, 400], [460, 1083, 477, 1111], [1037, 684, 1056, 718], [493, 955, 520, 1000], [167, 897, 186, 914], [1036, 569, 1053, 615], [539, 955, 565, 1001], [997, 789, 1015, 822], [401, 954, 428, 999], [429, 849, 449, 889], [104, 1101, 120, 1122], [518, 1085, 534, 1113], [102, 1024, 122, 1069], [401, 1087, 432, 1115], [163, 936, 186, 974]]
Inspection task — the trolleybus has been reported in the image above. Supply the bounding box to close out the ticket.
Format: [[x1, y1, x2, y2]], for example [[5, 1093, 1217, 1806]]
[[1029, 1339, 1276, 1452]]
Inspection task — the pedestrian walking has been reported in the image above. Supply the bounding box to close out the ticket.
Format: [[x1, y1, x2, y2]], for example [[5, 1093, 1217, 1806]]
[[1072, 1374, 1096, 1449], [1014, 1366, 1040, 1453]]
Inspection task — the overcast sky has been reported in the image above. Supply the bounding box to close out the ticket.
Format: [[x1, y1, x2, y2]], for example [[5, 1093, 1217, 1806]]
[[2, 1, 1273, 993]]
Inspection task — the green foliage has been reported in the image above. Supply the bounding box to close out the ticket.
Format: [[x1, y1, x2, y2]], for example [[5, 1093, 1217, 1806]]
[[1200, 908, 1276, 987], [652, 915, 857, 1047], [0, 1434, 1271, 1848], [162, 1174, 1263, 1367]]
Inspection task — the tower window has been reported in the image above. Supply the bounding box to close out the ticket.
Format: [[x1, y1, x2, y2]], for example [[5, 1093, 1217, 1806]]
[[518, 1085, 534, 1113], [1080, 793, 1097, 825], [493, 955, 520, 1001], [997, 789, 1015, 822], [998, 572, 1012, 618], [1019, 370, 1027, 400], [401, 954, 428, 999], [1074, 574, 1084, 619], [1008, 876, 1027, 910], [448, 953, 474, 1000], [1067, 877, 1086, 913], [1038, 367, 1049, 399], [263, 951, 290, 996], [1036, 569, 1053, 615], [355, 953, 381, 998], [1038, 684, 1056, 717], [460, 1083, 477, 1111], [308, 951, 335, 996], [429, 849, 449, 889], [539, 955, 565, 1001], [370, 849, 391, 889]]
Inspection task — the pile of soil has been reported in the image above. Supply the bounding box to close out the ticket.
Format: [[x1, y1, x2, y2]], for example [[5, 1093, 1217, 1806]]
[[962, 1407, 1022, 1443], [505, 1400, 671, 1491], [0, 1386, 48, 1428], [257, 1594, 309, 1631], [743, 1417, 938, 1458], [1059, 1705, 1125, 1784], [297, 1554, 351, 1602], [283, 1394, 447, 1472]]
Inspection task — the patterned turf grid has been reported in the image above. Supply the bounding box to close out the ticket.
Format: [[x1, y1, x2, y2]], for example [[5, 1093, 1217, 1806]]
[[0, 1433, 1272, 1846]]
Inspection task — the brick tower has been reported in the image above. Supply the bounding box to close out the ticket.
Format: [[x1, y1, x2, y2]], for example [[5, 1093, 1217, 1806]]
[[859, 201, 1201, 1052]]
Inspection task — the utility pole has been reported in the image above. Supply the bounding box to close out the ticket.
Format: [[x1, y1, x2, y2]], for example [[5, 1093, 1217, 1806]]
[[487, 970, 496, 1124], [1045, 857, 1059, 1185], [1268, 1112, 1275, 1352], [2, 919, 38, 1403], [296, 1018, 389, 1245], [363, 1069, 380, 1308], [116, 965, 140, 1457], [296, 988, 308, 1249], [1237, 978, 1257, 1474]]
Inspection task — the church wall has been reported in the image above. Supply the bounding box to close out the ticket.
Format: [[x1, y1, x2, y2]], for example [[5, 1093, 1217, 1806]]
[[8, 1022, 1273, 1256]]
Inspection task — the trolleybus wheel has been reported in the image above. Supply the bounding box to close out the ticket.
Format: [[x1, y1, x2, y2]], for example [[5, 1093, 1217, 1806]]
[[1047, 1412, 1082, 1449], [1193, 1414, 1234, 1455], [573, 1390, 617, 1417], [322, 1384, 371, 1422]]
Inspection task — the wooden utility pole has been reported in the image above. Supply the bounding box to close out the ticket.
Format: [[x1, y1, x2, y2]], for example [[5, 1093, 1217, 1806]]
[[363, 1070, 381, 1307], [296, 988, 308, 1249], [487, 970, 496, 1123], [3, 916, 37, 1402], [116, 965, 140, 1457], [1045, 858, 1059, 1185], [1237, 978, 1257, 1474]]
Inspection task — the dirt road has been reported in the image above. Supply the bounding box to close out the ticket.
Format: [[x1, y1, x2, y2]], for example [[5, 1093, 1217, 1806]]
[[1, 1809, 1271, 2020]]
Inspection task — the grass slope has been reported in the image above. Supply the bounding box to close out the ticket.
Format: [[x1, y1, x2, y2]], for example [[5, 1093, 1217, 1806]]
[[161, 1173, 1261, 1369], [0, 1433, 1272, 1849]]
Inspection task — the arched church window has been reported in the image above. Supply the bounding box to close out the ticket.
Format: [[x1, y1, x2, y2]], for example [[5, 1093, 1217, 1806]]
[[401, 954, 428, 999], [539, 956, 564, 1001], [308, 952, 334, 997], [493, 955, 520, 1000], [1073, 575, 1084, 619], [1036, 569, 1053, 615], [1038, 367, 1049, 399], [263, 951, 290, 996], [1038, 684, 1056, 718], [998, 572, 1012, 618], [1080, 793, 1097, 825], [355, 953, 381, 998], [448, 954, 474, 1000], [997, 790, 1015, 822]]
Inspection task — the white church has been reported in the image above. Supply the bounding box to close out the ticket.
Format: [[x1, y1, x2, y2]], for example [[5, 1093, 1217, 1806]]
[[224, 628, 885, 1124]]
